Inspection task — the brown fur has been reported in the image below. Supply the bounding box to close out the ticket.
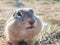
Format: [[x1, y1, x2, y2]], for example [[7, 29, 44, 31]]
[[5, 8, 42, 45]]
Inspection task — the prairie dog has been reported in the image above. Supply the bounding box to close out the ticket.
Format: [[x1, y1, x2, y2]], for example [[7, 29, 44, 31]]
[[5, 8, 42, 45]]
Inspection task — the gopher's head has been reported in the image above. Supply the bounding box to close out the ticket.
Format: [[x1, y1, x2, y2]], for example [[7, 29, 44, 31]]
[[13, 8, 36, 29]]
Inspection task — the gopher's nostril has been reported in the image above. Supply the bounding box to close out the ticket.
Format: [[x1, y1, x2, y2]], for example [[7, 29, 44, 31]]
[[29, 19, 35, 25]]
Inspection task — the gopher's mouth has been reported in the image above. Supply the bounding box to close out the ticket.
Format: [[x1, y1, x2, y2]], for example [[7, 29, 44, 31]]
[[26, 25, 34, 29]]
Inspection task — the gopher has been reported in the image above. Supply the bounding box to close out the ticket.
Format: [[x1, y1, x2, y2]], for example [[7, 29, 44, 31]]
[[5, 8, 42, 45]]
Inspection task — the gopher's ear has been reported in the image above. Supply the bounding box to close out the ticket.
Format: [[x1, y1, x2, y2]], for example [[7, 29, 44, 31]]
[[29, 9, 34, 14], [19, 10, 25, 17], [13, 10, 24, 17]]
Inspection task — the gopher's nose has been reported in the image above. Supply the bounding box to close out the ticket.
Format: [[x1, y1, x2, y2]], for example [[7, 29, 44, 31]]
[[29, 19, 35, 25]]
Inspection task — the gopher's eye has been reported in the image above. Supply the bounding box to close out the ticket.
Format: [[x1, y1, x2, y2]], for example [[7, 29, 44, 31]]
[[17, 11, 22, 16]]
